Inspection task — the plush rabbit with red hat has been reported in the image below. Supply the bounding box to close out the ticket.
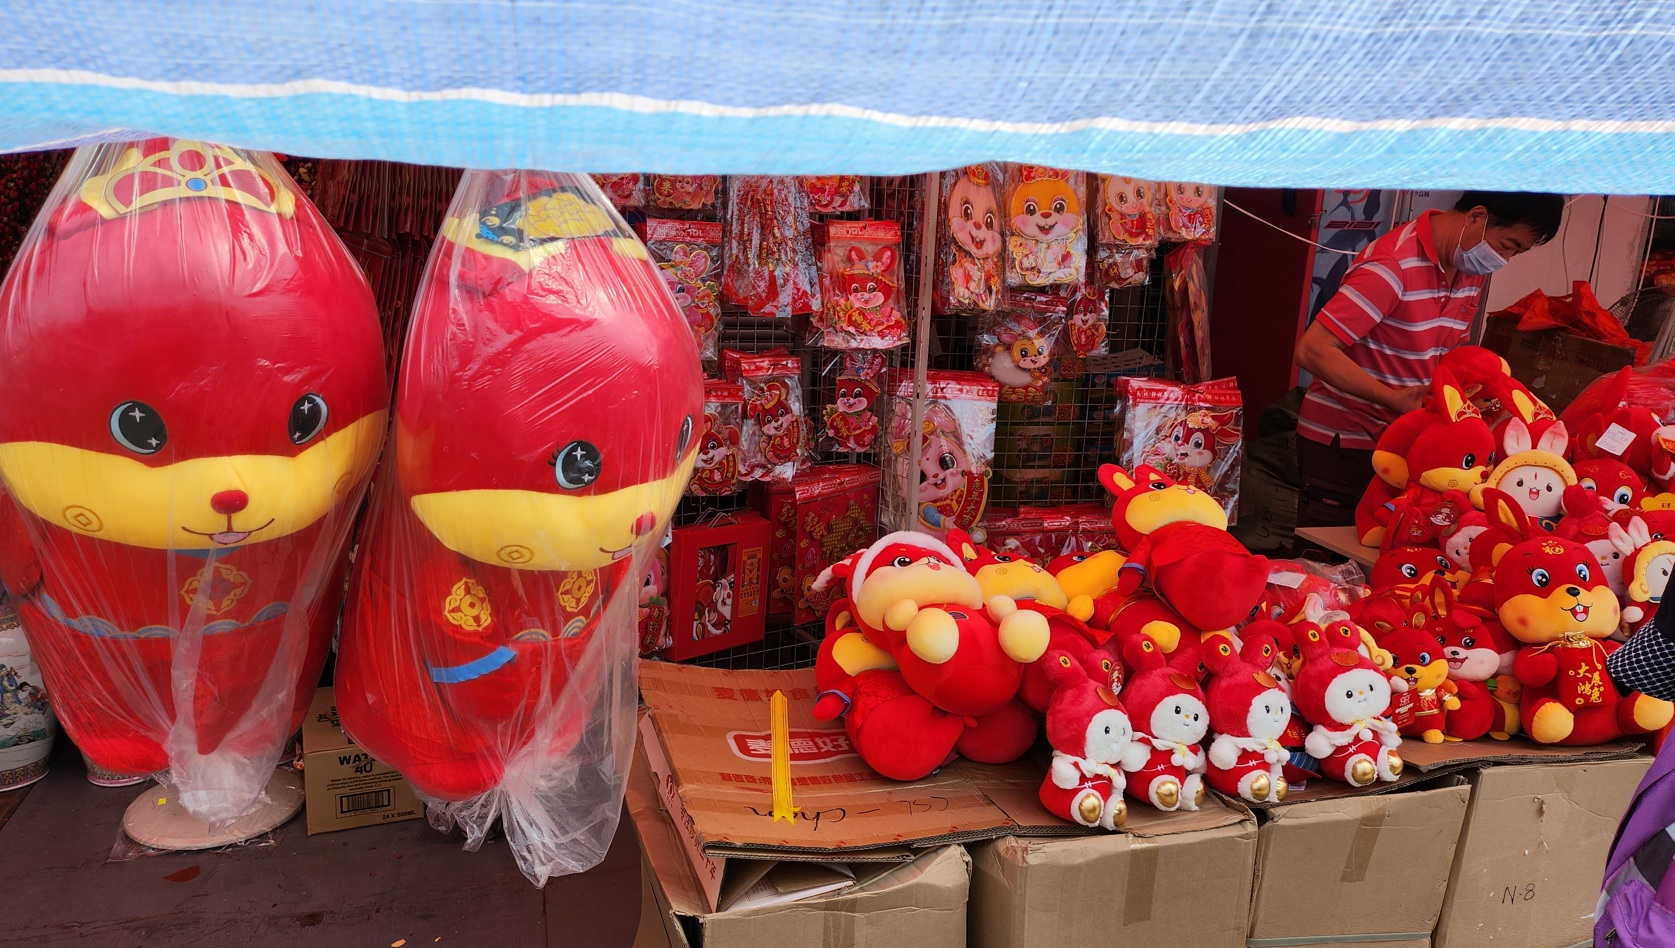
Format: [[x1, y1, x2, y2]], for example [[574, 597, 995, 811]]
[[1294, 624, 1403, 787], [1473, 417, 1576, 531], [1489, 497, 1674, 744], [1621, 518, 1675, 635], [1038, 650, 1141, 830], [1202, 636, 1293, 802], [1119, 636, 1208, 811], [1353, 367, 1495, 548]]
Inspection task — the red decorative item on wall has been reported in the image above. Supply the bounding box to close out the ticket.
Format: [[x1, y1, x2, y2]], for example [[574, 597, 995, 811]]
[[666, 512, 771, 661]]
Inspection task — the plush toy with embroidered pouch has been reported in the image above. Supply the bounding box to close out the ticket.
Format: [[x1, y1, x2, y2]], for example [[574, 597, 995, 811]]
[[1201, 636, 1292, 803], [1489, 499, 1674, 744], [1376, 623, 1460, 744], [1353, 368, 1495, 548], [1473, 417, 1576, 531], [1293, 623, 1403, 787], [1100, 464, 1270, 632], [812, 600, 965, 780], [1405, 575, 1519, 741], [0, 140, 388, 818], [1038, 649, 1137, 830], [1119, 636, 1208, 811]]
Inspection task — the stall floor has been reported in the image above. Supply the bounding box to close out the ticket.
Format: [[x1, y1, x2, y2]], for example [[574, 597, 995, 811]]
[[0, 741, 647, 947]]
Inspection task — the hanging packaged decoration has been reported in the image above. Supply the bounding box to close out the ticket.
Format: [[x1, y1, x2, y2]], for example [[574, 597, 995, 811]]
[[665, 513, 771, 662], [333, 170, 701, 885], [1095, 175, 1160, 287], [643, 218, 723, 361], [1003, 164, 1086, 289], [879, 369, 999, 541], [981, 507, 1077, 563], [648, 175, 721, 211], [752, 464, 880, 622], [813, 220, 908, 350], [1118, 376, 1244, 519], [934, 164, 1004, 314], [722, 176, 820, 319], [801, 176, 868, 214], [637, 543, 671, 657], [0, 139, 389, 819], [975, 299, 1067, 405], [822, 351, 885, 453], [593, 174, 646, 209], [724, 348, 808, 482], [1065, 283, 1110, 357], [690, 379, 744, 497], [1166, 242, 1214, 383], [1160, 182, 1219, 243]]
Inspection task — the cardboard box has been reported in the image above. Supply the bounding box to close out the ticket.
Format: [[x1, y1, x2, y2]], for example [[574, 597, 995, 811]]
[[1481, 322, 1636, 412], [300, 688, 423, 835], [628, 744, 971, 948], [637, 661, 1256, 915], [1247, 777, 1472, 948], [1432, 756, 1652, 948], [968, 807, 1257, 948]]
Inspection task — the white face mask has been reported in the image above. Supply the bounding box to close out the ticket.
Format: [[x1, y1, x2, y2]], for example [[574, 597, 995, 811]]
[[1453, 216, 1507, 275]]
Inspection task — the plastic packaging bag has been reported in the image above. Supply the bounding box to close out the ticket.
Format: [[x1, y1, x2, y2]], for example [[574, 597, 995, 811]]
[[813, 220, 908, 350], [1004, 165, 1086, 289], [1065, 284, 1111, 357], [1160, 182, 1219, 243], [975, 303, 1066, 405], [879, 370, 998, 541], [592, 174, 646, 209], [1095, 175, 1160, 287], [648, 175, 720, 211], [637, 543, 671, 658], [1166, 242, 1213, 383], [642, 218, 723, 361], [801, 176, 868, 214], [0, 138, 387, 822], [1120, 377, 1244, 520], [690, 380, 744, 496], [722, 176, 820, 319], [333, 171, 702, 884], [821, 351, 885, 453], [724, 349, 807, 481], [934, 164, 1004, 314]]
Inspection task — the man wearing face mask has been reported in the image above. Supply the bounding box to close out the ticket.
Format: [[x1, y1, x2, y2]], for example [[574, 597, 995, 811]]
[[1291, 190, 1565, 540]]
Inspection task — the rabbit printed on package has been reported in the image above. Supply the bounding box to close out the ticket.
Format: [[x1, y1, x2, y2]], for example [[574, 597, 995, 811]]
[[333, 170, 702, 884]]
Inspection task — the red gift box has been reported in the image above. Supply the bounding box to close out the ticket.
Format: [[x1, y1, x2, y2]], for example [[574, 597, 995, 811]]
[[665, 512, 771, 662], [752, 463, 880, 622]]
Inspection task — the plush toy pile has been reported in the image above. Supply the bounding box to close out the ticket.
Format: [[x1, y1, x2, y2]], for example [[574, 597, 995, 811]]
[[1348, 352, 1675, 748], [813, 454, 1401, 829], [812, 349, 1675, 830]]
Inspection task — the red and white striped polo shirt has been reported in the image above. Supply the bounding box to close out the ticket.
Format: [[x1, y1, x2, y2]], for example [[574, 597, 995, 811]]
[[1298, 210, 1486, 450]]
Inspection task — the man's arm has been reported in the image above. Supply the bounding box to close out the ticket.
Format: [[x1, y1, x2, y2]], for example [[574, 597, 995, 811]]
[[1295, 321, 1426, 414]]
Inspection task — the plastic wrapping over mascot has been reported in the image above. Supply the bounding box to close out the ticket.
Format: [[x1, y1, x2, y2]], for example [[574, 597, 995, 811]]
[[0, 139, 387, 820], [334, 171, 701, 883]]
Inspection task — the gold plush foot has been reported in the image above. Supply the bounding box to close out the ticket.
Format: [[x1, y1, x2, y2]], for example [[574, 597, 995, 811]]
[[1530, 702, 1576, 745], [1488, 731, 1511, 742], [1248, 772, 1271, 801], [997, 609, 1050, 663], [1422, 729, 1444, 744], [1195, 781, 1207, 807], [1075, 791, 1103, 827], [1634, 697, 1675, 732], [1107, 798, 1128, 830], [905, 608, 959, 664], [1385, 751, 1403, 779], [1273, 776, 1289, 801], [1349, 757, 1376, 787], [1154, 779, 1180, 810]]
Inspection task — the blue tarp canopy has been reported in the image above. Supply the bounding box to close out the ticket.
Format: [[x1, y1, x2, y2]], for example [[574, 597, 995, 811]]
[[3, 1, 1674, 191]]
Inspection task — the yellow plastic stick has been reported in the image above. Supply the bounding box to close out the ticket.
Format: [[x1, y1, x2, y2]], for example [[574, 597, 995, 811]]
[[770, 689, 800, 825]]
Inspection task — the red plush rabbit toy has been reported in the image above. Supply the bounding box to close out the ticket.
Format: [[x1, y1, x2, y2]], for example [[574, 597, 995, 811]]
[[1353, 367, 1495, 549]]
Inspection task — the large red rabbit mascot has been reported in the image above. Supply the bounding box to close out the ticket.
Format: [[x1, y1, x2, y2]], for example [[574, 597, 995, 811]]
[[335, 172, 701, 882], [0, 140, 387, 819]]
